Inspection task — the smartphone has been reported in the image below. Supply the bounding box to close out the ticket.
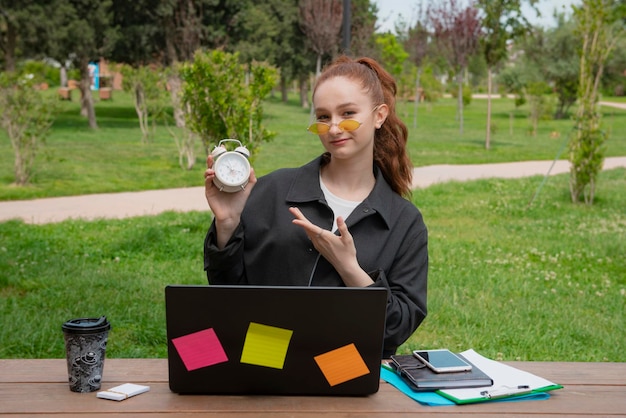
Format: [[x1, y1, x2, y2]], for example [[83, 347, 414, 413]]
[[412, 349, 473, 373]]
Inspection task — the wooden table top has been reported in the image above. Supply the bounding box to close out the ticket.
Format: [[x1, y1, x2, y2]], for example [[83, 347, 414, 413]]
[[1, 358, 625, 417]]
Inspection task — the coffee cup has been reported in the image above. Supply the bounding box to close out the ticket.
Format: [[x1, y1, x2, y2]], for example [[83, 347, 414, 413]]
[[62, 316, 111, 393]]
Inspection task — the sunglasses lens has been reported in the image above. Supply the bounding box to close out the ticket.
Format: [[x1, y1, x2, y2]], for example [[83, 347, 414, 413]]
[[307, 123, 329, 134], [307, 120, 360, 134], [339, 120, 361, 131]]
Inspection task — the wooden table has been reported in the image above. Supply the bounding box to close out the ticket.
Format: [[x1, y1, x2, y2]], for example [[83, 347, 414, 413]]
[[1, 358, 624, 417]]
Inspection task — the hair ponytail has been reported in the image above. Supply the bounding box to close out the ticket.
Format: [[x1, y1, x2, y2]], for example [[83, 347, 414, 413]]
[[314, 56, 413, 197]]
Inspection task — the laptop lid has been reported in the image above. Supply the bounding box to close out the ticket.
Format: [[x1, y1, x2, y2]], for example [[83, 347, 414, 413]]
[[165, 285, 388, 396]]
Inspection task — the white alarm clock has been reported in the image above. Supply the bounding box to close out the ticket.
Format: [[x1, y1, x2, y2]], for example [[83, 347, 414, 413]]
[[210, 139, 251, 193]]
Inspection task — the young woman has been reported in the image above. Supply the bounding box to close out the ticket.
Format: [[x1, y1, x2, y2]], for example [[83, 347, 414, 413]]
[[203, 56, 428, 357]]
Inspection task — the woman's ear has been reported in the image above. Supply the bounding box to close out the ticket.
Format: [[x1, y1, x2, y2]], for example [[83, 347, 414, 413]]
[[374, 104, 389, 129]]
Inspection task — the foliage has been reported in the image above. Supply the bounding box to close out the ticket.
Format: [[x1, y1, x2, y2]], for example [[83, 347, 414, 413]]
[[233, 1, 284, 65], [0, 73, 56, 186], [523, 20, 580, 120], [570, 0, 625, 205], [0, 0, 50, 72], [477, 0, 534, 68], [179, 50, 278, 157], [16, 60, 61, 86], [546, 18, 580, 119], [375, 33, 409, 79], [601, 35, 626, 96]]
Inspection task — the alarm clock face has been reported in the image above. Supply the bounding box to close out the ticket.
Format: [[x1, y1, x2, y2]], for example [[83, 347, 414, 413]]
[[214, 151, 250, 190]]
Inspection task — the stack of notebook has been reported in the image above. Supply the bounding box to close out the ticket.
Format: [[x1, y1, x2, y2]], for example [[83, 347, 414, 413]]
[[384, 349, 563, 405], [389, 352, 493, 392]]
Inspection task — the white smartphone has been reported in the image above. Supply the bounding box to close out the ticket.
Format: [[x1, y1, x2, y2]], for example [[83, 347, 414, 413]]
[[412, 349, 473, 373]]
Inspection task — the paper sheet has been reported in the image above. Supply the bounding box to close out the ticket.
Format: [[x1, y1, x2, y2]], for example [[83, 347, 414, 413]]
[[439, 349, 561, 402]]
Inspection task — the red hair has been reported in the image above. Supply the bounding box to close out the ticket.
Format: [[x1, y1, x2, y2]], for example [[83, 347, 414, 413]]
[[313, 56, 412, 197]]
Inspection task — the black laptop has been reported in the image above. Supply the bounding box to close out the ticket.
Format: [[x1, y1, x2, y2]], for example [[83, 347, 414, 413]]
[[165, 285, 388, 395]]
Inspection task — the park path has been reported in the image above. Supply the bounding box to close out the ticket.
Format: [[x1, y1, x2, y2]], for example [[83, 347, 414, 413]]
[[1, 157, 625, 225]]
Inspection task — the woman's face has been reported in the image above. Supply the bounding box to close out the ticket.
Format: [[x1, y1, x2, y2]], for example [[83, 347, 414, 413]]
[[312, 76, 388, 163]]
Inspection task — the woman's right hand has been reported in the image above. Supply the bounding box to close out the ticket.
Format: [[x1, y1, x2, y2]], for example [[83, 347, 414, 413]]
[[204, 154, 257, 248]]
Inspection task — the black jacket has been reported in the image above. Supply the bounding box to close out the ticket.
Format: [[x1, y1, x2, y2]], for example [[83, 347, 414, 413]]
[[204, 156, 428, 357]]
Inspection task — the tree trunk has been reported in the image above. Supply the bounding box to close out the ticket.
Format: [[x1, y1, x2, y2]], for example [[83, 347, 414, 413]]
[[299, 73, 309, 109], [413, 68, 422, 130], [79, 62, 98, 129], [485, 66, 492, 149], [315, 53, 322, 77], [457, 71, 464, 135], [280, 75, 288, 103], [168, 74, 185, 128], [60, 66, 68, 88], [3, 20, 17, 73]]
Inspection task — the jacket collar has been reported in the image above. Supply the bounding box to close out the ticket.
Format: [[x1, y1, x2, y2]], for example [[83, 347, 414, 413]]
[[285, 156, 396, 229]]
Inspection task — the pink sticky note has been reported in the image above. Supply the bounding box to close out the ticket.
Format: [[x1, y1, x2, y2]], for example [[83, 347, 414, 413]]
[[171, 328, 228, 371]]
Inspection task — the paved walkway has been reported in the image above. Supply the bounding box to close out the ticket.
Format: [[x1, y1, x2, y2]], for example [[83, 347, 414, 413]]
[[1, 157, 625, 225]]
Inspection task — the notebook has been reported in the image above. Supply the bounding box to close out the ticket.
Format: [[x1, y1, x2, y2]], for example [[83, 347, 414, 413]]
[[389, 353, 493, 391], [165, 285, 388, 395]]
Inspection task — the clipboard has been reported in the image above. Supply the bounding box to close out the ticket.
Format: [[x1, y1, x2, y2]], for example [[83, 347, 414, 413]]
[[436, 349, 563, 404]]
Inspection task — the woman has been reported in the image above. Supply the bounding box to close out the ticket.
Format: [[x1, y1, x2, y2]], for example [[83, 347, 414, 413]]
[[203, 56, 428, 357]]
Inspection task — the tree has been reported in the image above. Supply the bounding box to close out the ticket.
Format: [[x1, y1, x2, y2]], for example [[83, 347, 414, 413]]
[[0, 73, 56, 185], [0, 1, 49, 72], [476, 0, 535, 149], [299, 0, 344, 77], [180, 50, 277, 157], [43, 0, 117, 129], [404, 4, 431, 129], [109, 0, 167, 65], [522, 17, 580, 120], [429, 0, 481, 135], [349, 0, 378, 57], [546, 17, 580, 119], [376, 33, 409, 79], [120, 64, 169, 143], [569, 0, 625, 204]]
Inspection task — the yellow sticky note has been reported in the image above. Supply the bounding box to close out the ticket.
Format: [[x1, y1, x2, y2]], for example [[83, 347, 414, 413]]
[[240, 322, 293, 369], [314, 343, 370, 387]]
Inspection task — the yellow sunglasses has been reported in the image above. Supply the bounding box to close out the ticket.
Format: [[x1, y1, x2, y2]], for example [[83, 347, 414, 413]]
[[306, 106, 381, 135], [306, 119, 362, 135]]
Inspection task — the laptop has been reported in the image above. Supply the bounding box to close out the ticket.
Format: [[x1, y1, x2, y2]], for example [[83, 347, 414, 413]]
[[165, 285, 388, 396]]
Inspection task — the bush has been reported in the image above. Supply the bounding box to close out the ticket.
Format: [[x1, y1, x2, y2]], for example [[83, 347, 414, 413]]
[[17, 60, 61, 87]]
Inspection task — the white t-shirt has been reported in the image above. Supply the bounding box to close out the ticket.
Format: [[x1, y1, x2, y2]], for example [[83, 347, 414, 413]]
[[320, 177, 361, 232]]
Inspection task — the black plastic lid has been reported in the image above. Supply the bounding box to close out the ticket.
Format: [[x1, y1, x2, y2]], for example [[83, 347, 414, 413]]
[[62, 316, 111, 334]]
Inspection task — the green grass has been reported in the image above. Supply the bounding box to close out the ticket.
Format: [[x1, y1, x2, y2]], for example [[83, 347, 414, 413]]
[[0, 170, 624, 360], [0, 91, 625, 361], [1, 91, 625, 200]]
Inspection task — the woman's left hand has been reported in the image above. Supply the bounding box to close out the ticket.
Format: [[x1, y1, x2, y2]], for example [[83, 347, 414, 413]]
[[289, 207, 374, 287]]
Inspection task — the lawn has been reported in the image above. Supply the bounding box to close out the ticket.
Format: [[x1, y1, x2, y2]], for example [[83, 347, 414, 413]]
[[0, 91, 624, 361], [1, 91, 625, 200]]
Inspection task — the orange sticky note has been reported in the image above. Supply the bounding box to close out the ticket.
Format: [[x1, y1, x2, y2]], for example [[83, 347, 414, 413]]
[[314, 343, 370, 386]]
